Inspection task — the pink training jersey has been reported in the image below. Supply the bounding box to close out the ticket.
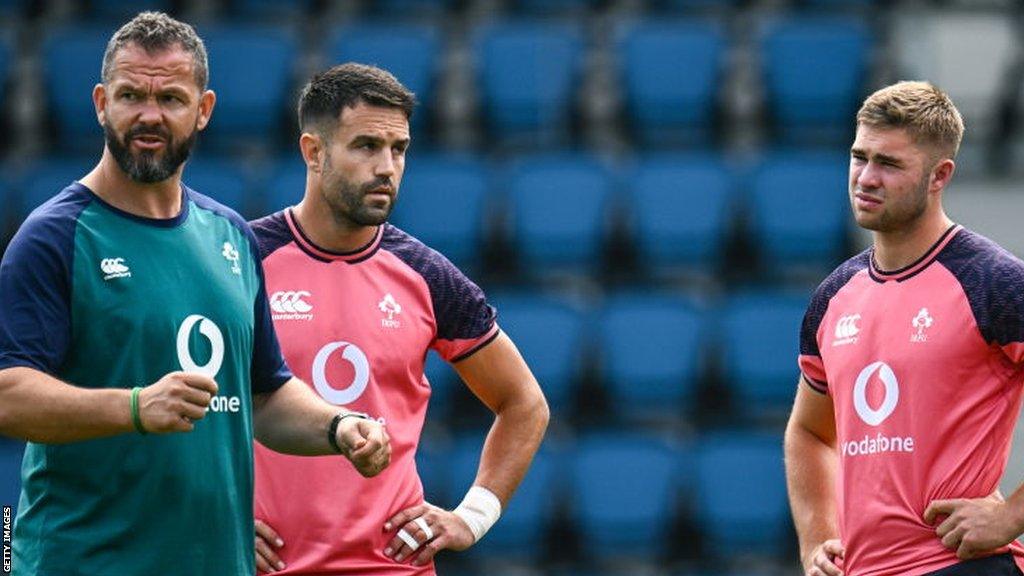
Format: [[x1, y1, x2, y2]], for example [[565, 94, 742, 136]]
[[250, 210, 499, 575], [799, 225, 1024, 576]]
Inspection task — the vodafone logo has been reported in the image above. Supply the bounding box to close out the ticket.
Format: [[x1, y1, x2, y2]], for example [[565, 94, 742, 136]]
[[312, 341, 370, 405], [176, 315, 225, 378], [270, 291, 313, 321], [853, 361, 899, 426]]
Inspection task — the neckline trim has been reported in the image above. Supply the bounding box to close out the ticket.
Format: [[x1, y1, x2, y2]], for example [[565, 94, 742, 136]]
[[868, 224, 961, 283], [284, 209, 383, 263], [74, 182, 191, 228]]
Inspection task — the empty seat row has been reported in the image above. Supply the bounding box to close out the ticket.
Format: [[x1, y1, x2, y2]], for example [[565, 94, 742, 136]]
[[31, 16, 872, 150], [1, 151, 852, 276], [425, 289, 808, 422], [416, 430, 790, 563]]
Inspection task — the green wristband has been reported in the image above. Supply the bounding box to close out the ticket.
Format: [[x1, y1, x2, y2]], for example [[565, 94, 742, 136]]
[[130, 387, 147, 435]]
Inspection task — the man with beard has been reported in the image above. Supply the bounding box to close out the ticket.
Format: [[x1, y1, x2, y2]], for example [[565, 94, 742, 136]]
[[0, 13, 392, 575], [787, 81, 1024, 576], [249, 63, 549, 575]]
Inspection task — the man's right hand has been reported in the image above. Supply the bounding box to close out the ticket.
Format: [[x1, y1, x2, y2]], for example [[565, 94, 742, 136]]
[[805, 538, 845, 576], [137, 372, 218, 433]]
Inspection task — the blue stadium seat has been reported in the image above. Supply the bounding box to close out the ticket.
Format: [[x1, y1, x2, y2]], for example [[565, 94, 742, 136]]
[[475, 22, 582, 146], [18, 157, 94, 219], [43, 27, 109, 149], [598, 292, 705, 421], [506, 154, 614, 274], [619, 20, 725, 146], [695, 432, 789, 556], [199, 25, 297, 149], [0, 0, 28, 19], [228, 0, 314, 19], [264, 156, 307, 214], [370, 0, 454, 16], [719, 291, 806, 413], [0, 438, 23, 512], [572, 433, 684, 560], [490, 294, 585, 416], [389, 154, 488, 271], [422, 350, 459, 421], [449, 436, 558, 561], [327, 23, 440, 135], [88, 0, 172, 20], [513, 0, 593, 13], [762, 16, 871, 144], [182, 157, 251, 216], [748, 151, 848, 266], [630, 153, 734, 272], [416, 435, 453, 509], [660, 0, 739, 9]]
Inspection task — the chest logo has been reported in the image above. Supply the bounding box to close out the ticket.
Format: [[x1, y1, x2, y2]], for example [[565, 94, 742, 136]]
[[176, 315, 225, 378], [222, 242, 241, 275], [270, 291, 314, 321], [312, 341, 370, 405], [101, 257, 132, 281], [853, 361, 899, 426], [378, 293, 402, 329], [833, 314, 861, 347], [911, 308, 933, 343]]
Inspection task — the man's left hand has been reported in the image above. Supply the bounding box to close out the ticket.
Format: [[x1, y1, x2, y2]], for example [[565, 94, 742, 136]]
[[924, 491, 1021, 560], [382, 502, 475, 566]]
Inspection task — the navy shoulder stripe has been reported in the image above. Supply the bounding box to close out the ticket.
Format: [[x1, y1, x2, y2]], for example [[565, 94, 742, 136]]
[[379, 223, 495, 341], [800, 249, 871, 358], [937, 228, 1024, 346], [249, 211, 292, 261]]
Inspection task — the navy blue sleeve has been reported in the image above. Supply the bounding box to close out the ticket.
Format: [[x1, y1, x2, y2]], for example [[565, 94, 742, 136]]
[[188, 190, 292, 393], [799, 250, 870, 393], [0, 197, 85, 374], [937, 229, 1024, 357], [380, 225, 497, 360]]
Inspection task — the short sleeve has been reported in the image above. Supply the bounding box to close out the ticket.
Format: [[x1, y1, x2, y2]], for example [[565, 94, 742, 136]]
[[429, 260, 499, 363], [0, 212, 77, 373]]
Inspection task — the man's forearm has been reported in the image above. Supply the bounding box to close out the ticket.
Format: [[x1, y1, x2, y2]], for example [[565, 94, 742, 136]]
[[786, 421, 841, 564], [0, 367, 134, 443], [252, 377, 336, 456], [473, 392, 549, 506]]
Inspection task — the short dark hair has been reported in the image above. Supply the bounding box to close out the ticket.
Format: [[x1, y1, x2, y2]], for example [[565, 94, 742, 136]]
[[297, 63, 416, 137], [102, 11, 208, 90]]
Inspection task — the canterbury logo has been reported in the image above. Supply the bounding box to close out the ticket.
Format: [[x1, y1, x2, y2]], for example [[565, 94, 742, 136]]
[[833, 314, 861, 346], [270, 291, 313, 321], [101, 257, 131, 280]]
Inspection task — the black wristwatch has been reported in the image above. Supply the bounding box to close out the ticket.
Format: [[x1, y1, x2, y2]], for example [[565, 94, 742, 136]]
[[327, 411, 371, 454]]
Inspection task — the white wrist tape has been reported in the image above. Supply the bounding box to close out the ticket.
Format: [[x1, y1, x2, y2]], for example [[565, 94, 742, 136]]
[[452, 486, 502, 542]]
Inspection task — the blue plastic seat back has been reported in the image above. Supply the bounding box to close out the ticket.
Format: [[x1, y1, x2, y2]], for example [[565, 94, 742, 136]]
[[749, 151, 849, 264], [507, 154, 613, 272], [389, 154, 488, 270], [490, 293, 584, 415], [572, 432, 683, 559], [620, 20, 724, 143], [695, 432, 789, 555], [719, 291, 807, 410], [631, 153, 734, 270], [599, 292, 705, 417], [475, 22, 582, 143]]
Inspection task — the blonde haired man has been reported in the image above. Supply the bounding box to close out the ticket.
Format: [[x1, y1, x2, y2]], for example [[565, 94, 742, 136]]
[[787, 81, 1024, 576]]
